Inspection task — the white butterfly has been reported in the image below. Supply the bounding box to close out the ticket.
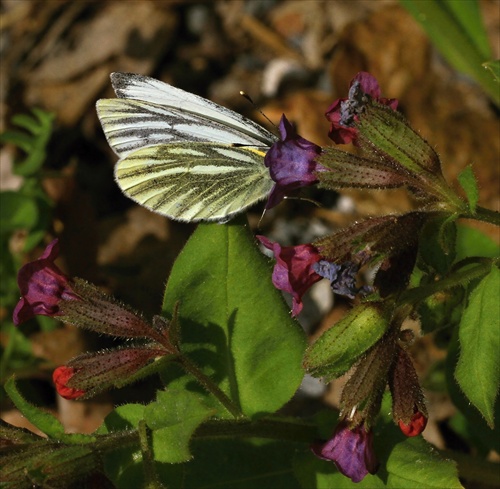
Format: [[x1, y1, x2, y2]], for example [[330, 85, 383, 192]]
[[96, 73, 278, 222]]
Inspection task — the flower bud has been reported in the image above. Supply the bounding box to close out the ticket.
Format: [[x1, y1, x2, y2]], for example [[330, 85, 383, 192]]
[[389, 345, 428, 437]]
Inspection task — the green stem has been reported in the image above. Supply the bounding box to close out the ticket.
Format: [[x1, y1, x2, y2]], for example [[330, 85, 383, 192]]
[[399, 259, 494, 305], [177, 355, 244, 419], [194, 417, 317, 443], [463, 206, 500, 227]]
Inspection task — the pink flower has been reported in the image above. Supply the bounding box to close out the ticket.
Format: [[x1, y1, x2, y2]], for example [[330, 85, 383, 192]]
[[264, 115, 324, 209], [257, 236, 322, 316], [325, 72, 398, 145], [312, 421, 378, 483], [13, 239, 80, 325]]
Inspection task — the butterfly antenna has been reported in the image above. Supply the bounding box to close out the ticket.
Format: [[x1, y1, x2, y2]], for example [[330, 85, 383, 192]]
[[284, 195, 322, 207], [258, 206, 267, 227], [240, 91, 277, 130]]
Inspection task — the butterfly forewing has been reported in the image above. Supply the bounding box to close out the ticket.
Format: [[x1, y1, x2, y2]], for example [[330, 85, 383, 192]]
[[115, 143, 274, 222], [97, 72, 278, 156]]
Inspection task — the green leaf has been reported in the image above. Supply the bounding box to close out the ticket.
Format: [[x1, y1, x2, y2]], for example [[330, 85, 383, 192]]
[[162, 219, 306, 418], [483, 60, 500, 83], [1, 108, 54, 176], [400, 0, 498, 105], [384, 433, 462, 488], [455, 224, 500, 262], [99, 404, 145, 488], [4, 376, 66, 439], [455, 266, 500, 426], [303, 302, 391, 380], [457, 166, 479, 213], [157, 437, 303, 489], [0, 191, 39, 232], [446, 328, 500, 452], [144, 389, 215, 463]]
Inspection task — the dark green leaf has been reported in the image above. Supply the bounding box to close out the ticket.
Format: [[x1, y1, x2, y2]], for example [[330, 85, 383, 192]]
[[455, 266, 500, 426], [162, 220, 305, 418]]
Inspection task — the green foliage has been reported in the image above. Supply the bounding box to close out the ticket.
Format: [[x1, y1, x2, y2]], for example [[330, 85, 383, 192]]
[[457, 166, 479, 213], [400, 0, 499, 105], [455, 266, 500, 426], [162, 219, 306, 418]]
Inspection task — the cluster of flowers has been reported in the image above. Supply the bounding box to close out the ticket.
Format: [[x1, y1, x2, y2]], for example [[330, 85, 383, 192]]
[[14, 73, 436, 483]]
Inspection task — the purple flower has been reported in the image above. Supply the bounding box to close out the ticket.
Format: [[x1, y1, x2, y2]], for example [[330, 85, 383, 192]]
[[13, 239, 80, 325], [312, 421, 378, 483], [257, 235, 322, 316], [313, 260, 360, 299], [264, 115, 325, 209], [325, 72, 398, 144]]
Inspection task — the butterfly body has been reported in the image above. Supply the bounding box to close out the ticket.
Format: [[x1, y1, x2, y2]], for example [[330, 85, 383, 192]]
[[97, 73, 277, 221]]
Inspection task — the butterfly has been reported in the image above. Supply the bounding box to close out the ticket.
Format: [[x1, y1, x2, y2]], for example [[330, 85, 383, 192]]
[[96, 72, 278, 222]]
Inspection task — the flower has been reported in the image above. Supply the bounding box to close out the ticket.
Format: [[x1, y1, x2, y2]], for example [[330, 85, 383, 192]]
[[13, 239, 80, 325], [389, 345, 428, 437], [52, 366, 86, 400], [257, 236, 322, 316], [313, 259, 362, 299], [264, 114, 325, 209], [325, 72, 398, 144], [312, 421, 378, 483]]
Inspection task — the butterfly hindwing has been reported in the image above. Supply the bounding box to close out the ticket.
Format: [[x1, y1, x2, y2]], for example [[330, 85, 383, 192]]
[[97, 72, 277, 222], [115, 142, 274, 222]]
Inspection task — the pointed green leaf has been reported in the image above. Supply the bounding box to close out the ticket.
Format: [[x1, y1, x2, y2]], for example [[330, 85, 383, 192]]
[[400, 0, 498, 105], [455, 224, 500, 262], [144, 389, 215, 463], [162, 220, 306, 417], [457, 166, 479, 213], [304, 303, 391, 380], [5, 376, 65, 439], [455, 266, 500, 426]]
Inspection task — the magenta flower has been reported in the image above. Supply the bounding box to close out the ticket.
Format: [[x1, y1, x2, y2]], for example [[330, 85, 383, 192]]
[[13, 239, 80, 325], [264, 114, 325, 209], [325, 72, 398, 144], [257, 235, 322, 316], [312, 421, 378, 483]]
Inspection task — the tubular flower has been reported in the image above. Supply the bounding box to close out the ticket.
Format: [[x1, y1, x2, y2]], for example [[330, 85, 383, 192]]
[[312, 421, 378, 483], [325, 72, 398, 145], [257, 235, 322, 316], [264, 114, 325, 209], [389, 345, 428, 437], [13, 239, 80, 325]]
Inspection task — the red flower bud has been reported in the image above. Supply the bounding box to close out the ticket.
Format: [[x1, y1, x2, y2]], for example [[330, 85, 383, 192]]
[[398, 411, 428, 437], [53, 366, 86, 400]]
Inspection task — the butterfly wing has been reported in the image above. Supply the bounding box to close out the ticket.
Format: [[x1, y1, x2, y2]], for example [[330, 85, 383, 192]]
[[97, 72, 278, 156], [115, 143, 274, 222]]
